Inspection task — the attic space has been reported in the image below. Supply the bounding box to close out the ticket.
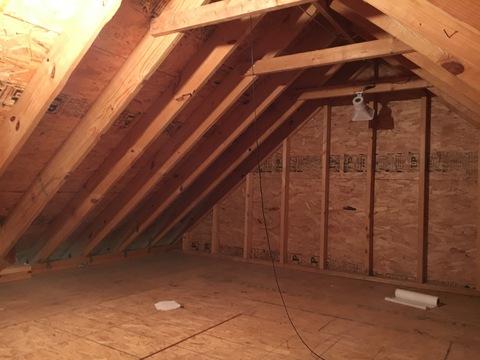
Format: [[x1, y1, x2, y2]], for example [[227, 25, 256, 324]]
[[1, 0, 480, 359]]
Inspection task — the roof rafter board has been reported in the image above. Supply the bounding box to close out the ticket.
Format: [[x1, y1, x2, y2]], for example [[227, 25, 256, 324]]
[[251, 38, 412, 75], [299, 78, 430, 100], [116, 65, 340, 252], [363, 0, 480, 74], [33, 16, 259, 263], [0, 0, 209, 260], [0, 0, 121, 178], [332, 1, 480, 106], [111, 30, 338, 253], [330, 0, 480, 124], [151, 0, 316, 36], [145, 65, 345, 246], [154, 100, 324, 246], [79, 4, 328, 256], [116, 73, 305, 252]]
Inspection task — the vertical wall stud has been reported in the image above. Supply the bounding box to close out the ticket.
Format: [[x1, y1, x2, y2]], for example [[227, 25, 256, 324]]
[[243, 173, 254, 259], [211, 204, 220, 254], [280, 138, 291, 264], [418, 94, 431, 283], [320, 105, 331, 270], [366, 116, 377, 276]]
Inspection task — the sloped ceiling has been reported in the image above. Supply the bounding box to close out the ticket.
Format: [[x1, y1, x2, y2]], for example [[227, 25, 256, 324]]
[[0, 0, 478, 268]]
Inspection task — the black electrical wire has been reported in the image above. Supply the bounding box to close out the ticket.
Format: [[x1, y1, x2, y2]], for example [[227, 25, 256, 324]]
[[249, 15, 326, 360]]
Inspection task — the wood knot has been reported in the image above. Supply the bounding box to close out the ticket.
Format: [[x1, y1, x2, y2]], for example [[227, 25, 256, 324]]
[[441, 61, 464, 75]]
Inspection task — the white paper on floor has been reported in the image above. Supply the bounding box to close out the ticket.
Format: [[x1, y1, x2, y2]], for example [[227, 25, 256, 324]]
[[154, 300, 181, 311], [385, 289, 439, 310]]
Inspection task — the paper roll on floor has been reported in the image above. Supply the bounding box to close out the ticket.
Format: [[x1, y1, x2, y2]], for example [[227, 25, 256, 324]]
[[385, 289, 439, 310]]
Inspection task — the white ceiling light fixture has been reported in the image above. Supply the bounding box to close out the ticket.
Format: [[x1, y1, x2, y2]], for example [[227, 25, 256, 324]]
[[352, 91, 374, 121]]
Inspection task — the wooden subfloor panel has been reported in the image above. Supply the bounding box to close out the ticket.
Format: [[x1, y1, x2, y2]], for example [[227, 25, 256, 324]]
[[1, 253, 480, 359]]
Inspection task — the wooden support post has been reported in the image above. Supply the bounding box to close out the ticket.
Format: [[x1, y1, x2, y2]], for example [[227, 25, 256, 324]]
[[366, 114, 377, 276], [244, 173, 254, 259], [211, 204, 220, 254], [418, 94, 431, 283], [279, 138, 291, 264], [478, 142, 480, 290], [320, 105, 331, 270]]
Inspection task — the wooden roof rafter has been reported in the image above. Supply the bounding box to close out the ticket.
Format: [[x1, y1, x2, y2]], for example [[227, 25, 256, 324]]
[[0, 0, 121, 177], [330, 0, 480, 126], [152, 100, 325, 247], [136, 63, 345, 249], [0, 0, 210, 265], [33, 13, 261, 263], [78, 4, 331, 256]]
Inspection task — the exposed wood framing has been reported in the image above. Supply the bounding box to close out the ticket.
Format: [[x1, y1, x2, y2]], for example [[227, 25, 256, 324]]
[[119, 66, 340, 252], [150, 100, 324, 247], [35, 12, 255, 262], [331, 0, 480, 123], [0, 0, 121, 177], [211, 204, 220, 254], [313, 0, 355, 43], [160, 101, 324, 249], [251, 38, 412, 75], [0, 0, 209, 262], [364, 0, 480, 75], [279, 138, 291, 264], [428, 0, 480, 32], [243, 174, 254, 259], [106, 7, 333, 254], [366, 112, 376, 276], [319, 104, 331, 270], [417, 94, 431, 283], [151, 0, 314, 36], [299, 79, 430, 101], [478, 141, 480, 290]]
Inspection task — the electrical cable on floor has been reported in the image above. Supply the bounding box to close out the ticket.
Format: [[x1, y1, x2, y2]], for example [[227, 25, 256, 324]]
[[249, 15, 326, 360]]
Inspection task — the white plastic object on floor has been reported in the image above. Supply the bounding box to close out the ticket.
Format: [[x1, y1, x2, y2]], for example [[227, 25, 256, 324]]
[[385, 289, 439, 310], [154, 300, 181, 311]]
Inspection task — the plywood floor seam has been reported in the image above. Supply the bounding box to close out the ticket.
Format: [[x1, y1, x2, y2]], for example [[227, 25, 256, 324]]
[[0, 253, 479, 359]]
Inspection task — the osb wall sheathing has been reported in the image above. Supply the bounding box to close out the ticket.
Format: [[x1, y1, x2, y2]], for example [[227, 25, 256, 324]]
[[288, 112, 323, 267], [199, 98, 479, 289], [187, 210, 213, 253], [328, 105, 370, 274], [252, 150, 282, 261], [218, 183, 245, 257], [428, 99, 478, 288], [373, 99, 420, 281]]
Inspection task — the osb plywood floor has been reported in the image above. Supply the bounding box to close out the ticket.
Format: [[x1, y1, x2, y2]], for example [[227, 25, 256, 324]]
[[1, 253, 480, 359]]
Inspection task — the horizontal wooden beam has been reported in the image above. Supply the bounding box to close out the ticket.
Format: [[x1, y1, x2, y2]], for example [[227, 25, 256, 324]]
[[299, 78, 430, 100], [364, 0, 480, 74], [0, 0, 120, 178], [251, 38, 412, 75], [330, 0, 480, 125], [150, 0, 314, 36]]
